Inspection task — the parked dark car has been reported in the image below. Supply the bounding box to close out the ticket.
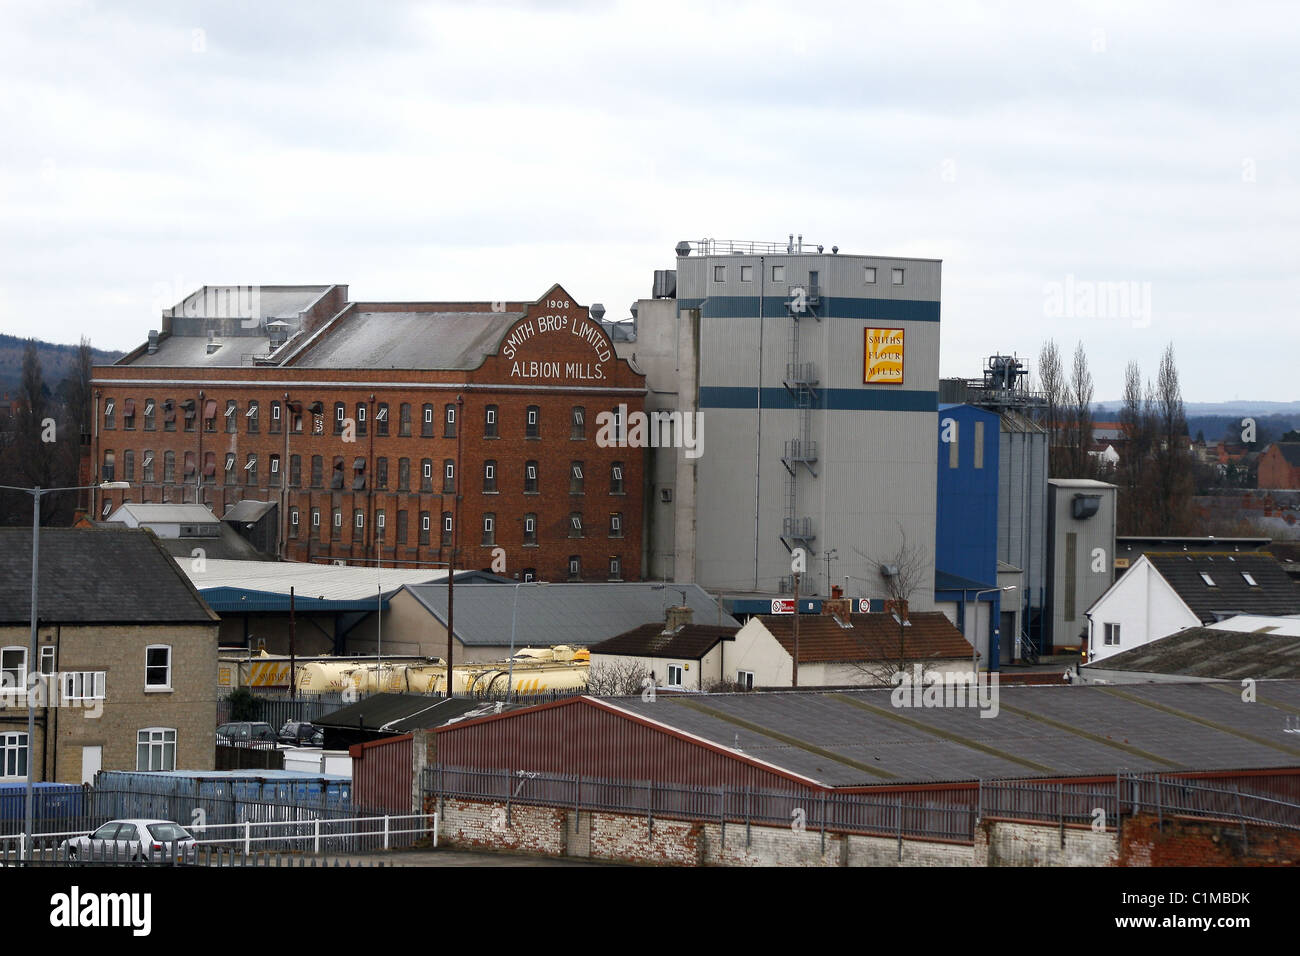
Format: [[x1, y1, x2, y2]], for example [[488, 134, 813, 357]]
[[278, 721, 323, 747], [216, 721, 278, 746]]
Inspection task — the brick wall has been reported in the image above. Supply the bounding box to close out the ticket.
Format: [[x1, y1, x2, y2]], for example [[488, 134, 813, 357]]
[[1119, 813, 1300, 866]]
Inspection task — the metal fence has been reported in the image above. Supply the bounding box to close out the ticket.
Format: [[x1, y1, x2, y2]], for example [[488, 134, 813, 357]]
[[425, 765, 1300, 845]]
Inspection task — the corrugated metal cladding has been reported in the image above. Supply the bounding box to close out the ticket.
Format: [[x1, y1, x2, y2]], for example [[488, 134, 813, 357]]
[[350, 734, 413, 813], [435, 698, 815, 793]]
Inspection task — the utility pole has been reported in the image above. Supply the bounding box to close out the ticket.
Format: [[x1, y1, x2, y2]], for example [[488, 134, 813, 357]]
[[289, 586, 296, 699], [446, 394, 464, 698]]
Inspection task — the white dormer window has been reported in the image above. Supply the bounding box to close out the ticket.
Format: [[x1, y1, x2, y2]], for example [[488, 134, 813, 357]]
[[1199, 572, 1216, 586]]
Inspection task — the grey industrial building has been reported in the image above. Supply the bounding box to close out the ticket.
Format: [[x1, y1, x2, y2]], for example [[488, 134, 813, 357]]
[[621, 237, 942, 602]]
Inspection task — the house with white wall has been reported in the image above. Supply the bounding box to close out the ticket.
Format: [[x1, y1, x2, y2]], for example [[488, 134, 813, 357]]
[[1085, 551, 1300, 664]]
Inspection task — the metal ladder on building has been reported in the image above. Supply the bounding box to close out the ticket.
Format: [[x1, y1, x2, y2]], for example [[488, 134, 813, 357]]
[[779, 281, 820, 555]]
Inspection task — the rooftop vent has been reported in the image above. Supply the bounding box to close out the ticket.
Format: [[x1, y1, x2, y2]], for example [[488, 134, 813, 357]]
[[147, 330, 159, 354], [675, 241, 691, 257], [589, 303, 605, 322]]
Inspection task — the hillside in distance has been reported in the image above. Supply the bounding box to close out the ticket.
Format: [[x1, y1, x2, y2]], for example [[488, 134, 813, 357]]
[[0, 333, 124, 398]]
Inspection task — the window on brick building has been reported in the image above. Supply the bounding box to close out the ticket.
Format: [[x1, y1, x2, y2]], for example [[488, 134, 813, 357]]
[[102, 450, 115, 482], [245, 454, 258, 486], [122, 399, 135, 430], [202, 451, 215, 484], [443, 459, 454, 494], [103, 399, 115, 430], [400, 403, 412, 438], [440, 512, 452, 547], [355, 403, 366, 437], [225, 453, 238, 479], [610, 462, 624, 495], [609, 513, 623, 538], [569, 512, 583, 538], [331, 508, 342, 539], [331, 456, 344, 491], [376, 403, 389, 436], [444, 403, 456, 438], [571, 406, 585, 440], [245, 400, 259, 433], [524, 461, 538, 494], [568, 555, 581, 580], [421, 458, 433, 493], [143, 398, 155, 431], [290, 454, 301, 487], [289, 507, 299, 538], [421, 404, 433, 438], [481, 513, 495, 547], [270, 401, 281, 434], [270, 454, 281, 486], [570, 462, 584, 495], [376, 509, 385, 538], [395, 510, 408, 544], [226, 400, 238, 433], [523, 513, 537, 546], [398, 458, 410, 491], [609, 556, 622, 580], [311, 456, 323, 489], [483, 460, 497, 493], [163, 451, 175, 482], [419, 512, 431, 546], [163, 399, 176, 432], [376, 457, 388, 490], [352, 457, 366, 491], [182, 400, 196, 432], [203, 399, 217, 433], [525, 406, 539, 438], [142, 451, 155, 483], [484, 405, 498, 438], [334, 402, 346, 434], [183, 451, 196, 479]]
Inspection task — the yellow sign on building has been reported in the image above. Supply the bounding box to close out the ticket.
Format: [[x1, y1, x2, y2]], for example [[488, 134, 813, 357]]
[[864, 327, 905, 384]]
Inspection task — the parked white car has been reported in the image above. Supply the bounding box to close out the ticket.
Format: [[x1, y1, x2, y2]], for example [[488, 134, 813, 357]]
[[59, 819, 198, 863]]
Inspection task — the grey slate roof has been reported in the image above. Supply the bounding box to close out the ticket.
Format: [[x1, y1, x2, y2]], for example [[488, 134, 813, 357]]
[[403, 582, 739, 647], [287, 309, 523, 370], [599, 681, 1300, 786], [1083, 627, 1300, 680], [223, 500, 277, 523], [591, 623, 738, 660], [1145, 552, 1300, 621], [0, 528, 219, 625]]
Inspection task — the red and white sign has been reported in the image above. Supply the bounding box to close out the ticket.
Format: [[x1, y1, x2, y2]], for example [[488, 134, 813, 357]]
[[770, 599, 795, 614], [857, 598, 872, 613]]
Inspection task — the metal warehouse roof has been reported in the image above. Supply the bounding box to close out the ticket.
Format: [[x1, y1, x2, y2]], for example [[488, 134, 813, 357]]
[[109, 502, 220, 525], [403, 582, 739, 647], [0, 528, 218, 626], [316, 693, 500, 732], [177, 558, 455, 602], [1082, 627, 1300, 680], [441, 682, 1300, 788]]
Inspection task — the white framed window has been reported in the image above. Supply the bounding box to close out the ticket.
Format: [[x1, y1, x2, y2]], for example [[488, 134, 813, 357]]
[[311, 510, 321, 527], [101, 500, 112, 518], [1103, 623, 1121, 647], [40, 645, 55, 676], [736, 670, 755, 690], [442, 514, 452, 532], [485, 463, 495, 479], [524, 515, 536, 533], [0, 732, 28, 779], [1198, 572, 1216, 587], [444, 462, 454, 480], [272, 403, 281, 420], [608, 555, 621, 580], [136, 728, 176, 772], [1, 646, 26, 692], [740, 265, 753, 282], [527, 464, 537, 480], [1242, 572, 1259, 586], [225, 453, 236, 472], [864, 267, 877, 284], [713, 265, 725, 282], [772, 265, 785, 281], [62, 671, 106, 701], [891, 267, 905, 285], [568, 555, 581, 578], [355, 510, 364, 529], [333, 511, 342, 527], [377, 512, 386, 529], [423, 461, 433, 479], [144, 645, 171, 691], [422, 515, 432, 531], [667, 664, 684, 687], [270, 456, 280, 474], [291, 509, 300, 527]]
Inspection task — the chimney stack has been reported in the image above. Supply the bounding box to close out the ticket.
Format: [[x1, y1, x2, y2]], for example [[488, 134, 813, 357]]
[[664, 605, 693, 633], [820, 594, 852, 618], [884, 599, 910, 624], [147, 330, 159, 354]]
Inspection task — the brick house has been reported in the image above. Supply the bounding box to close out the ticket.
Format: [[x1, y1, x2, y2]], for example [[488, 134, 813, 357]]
[[87, 283, 647, 583], [1257, 443, 1300, 489], [0, 527, 219, 784]]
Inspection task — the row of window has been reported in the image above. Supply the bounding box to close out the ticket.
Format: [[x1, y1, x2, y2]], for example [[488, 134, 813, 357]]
[[0, 730, 176, 778], [104, 398, 591, 440], [101, 451, 626, 497], [1, 645, 171, 692], [711, 264, 906, 286], [286, 508, 625, 544]]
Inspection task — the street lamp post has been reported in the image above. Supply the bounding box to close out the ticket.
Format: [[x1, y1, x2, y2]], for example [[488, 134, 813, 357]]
[[971, 585, 1016, 675], [507, 580, 547, 702], [0, 480, 129, 858]]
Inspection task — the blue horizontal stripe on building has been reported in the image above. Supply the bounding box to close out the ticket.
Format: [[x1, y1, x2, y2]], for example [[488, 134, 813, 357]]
[[699, 387, 938, 411], [677, 297, 940, 322]]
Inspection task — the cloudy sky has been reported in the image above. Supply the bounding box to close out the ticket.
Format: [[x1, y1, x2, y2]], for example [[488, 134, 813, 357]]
[[2, 0, 1296, 401]]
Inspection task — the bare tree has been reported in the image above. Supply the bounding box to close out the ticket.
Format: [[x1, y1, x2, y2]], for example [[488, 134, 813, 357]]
[[1116, 361, 1154, 533], [1152, 342, 1194, 534], [1037, 339, 1066, 475], [584, 659, 650, 696], [1065, 341, 1096, 478], [850, 527, 935, 685]]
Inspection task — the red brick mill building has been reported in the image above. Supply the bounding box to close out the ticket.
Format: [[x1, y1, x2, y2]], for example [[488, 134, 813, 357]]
[[87, 283, 646, 582]]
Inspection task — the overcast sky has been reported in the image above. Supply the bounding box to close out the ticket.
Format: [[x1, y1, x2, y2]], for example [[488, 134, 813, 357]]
[[2, 0, 1296, 402]]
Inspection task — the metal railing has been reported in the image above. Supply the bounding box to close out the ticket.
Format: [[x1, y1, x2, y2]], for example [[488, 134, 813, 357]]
[[689, 238, 825, 256], [424, 765, 1300, 846]]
